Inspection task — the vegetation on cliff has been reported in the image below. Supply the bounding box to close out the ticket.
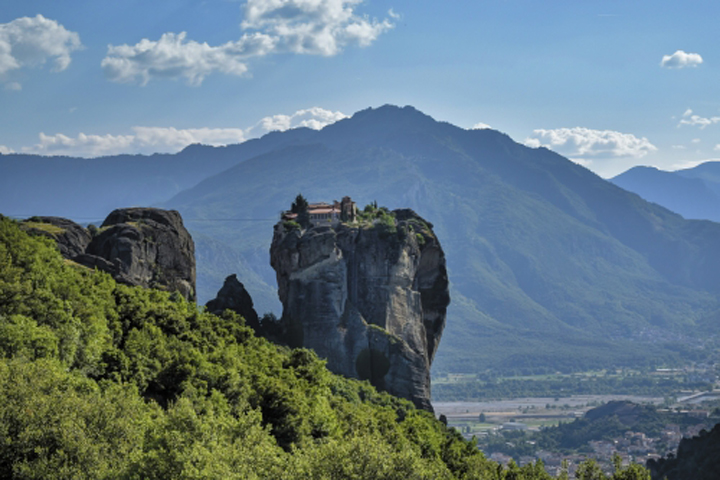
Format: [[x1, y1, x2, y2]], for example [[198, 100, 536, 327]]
[[0, 215, 656, 478]]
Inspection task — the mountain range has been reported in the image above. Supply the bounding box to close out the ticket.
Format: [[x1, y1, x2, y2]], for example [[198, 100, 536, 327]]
[[4, 105, 720, 375], [611, 163, 720, 223]]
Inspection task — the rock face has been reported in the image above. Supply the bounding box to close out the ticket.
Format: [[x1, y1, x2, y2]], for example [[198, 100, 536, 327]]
[[86, 208, 196, 301], [206, 274, 260, 330], [270, 208, 449, 410], [22, 208, 196, 301], [21, 216, 91, 258]]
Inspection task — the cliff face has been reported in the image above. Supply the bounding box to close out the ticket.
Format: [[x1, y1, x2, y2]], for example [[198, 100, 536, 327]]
[[22, 208, 196, 301], [270, 208, 449, 410], [86, 208, 196, 301]]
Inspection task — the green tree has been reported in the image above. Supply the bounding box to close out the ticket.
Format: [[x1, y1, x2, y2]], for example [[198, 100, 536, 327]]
[[291, 193, 310, 227]]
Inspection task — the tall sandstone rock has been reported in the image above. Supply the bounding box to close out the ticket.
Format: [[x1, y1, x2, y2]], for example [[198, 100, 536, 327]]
[[270, 208, 449, 410]]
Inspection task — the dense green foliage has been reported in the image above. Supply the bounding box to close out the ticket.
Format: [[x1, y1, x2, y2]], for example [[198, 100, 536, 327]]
[[0, 215, 658, 479]]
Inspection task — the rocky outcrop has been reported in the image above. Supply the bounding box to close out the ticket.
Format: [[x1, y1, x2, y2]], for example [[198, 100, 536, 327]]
[[21, 216, 91, 258], [22, 208, 196, 301], [270, 208, 449, 410], [206, 274, 260, 330], [86, 208, 196, 301]]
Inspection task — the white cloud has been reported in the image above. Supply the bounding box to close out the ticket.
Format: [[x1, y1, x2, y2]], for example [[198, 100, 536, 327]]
[[19, 106, 347, 157], [714, 144, 720, 151], [472, 122, 492, 130], [671, 145, 686, 150], [242, 0, 393, 55], [103, 0, 394, 85], [661, 50, 703, 69], [102, 32, 275, 86], [692, 138, 701, 143], [524, 127, 657, 159], [0, 15, 81, 87], [678, 112, 720, 129], [255, 107, 348, 132], [4, 82, 21, 91], [0, 145, 13, 154], [25, 127, 246, 157]]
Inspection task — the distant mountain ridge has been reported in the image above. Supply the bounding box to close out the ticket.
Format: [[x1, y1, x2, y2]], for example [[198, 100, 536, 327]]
[[0, 127, 317, 220], [611, 163, 720, 222]]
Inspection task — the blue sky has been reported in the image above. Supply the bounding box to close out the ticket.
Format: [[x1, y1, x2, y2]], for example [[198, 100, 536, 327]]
[[1, 0, 719, 177]]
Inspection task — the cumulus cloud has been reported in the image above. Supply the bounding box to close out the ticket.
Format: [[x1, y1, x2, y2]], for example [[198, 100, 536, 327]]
[[661, 50, 703, 69], [0, 145, 14, 154], [0, 15, 81, 86], [524, 127, 657, 159], [103, 0, 394, 85], [25, 127, 246, 157], [19, 106, 346, 157], [102, 32, 276, 86], [471, 122, 491, 130], [678, 110, 720, 129], [242, 0, 393, 55], [255, 107, 348, 132]]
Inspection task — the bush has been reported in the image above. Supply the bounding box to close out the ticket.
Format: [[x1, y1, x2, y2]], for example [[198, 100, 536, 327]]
[[283, 220, 301, 230]]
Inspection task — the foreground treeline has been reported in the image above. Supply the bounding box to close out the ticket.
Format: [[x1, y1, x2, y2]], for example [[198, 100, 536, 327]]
[[0, 216, 651, 479]]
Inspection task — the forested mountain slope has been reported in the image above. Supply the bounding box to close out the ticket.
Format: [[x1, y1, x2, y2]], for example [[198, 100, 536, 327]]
[[165, 105, 720, 374]]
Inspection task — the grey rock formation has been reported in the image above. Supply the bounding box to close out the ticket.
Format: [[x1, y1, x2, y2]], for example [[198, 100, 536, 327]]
[[21, 216, 91, 258], [206, 274, 260, 330], [22, 208, 196, 302], [270, 208, 449, 410], [85, 208, 196, 301]]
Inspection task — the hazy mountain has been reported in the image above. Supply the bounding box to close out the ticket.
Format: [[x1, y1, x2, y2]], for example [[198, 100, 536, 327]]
[[611, 165, 720, 222], [162, 105, 720, 375], [0, 127, 317, 221]]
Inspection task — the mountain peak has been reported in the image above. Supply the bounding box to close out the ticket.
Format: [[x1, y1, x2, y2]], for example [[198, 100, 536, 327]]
[[348, 104, 436, 124], [318, 104, 448, 143]]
